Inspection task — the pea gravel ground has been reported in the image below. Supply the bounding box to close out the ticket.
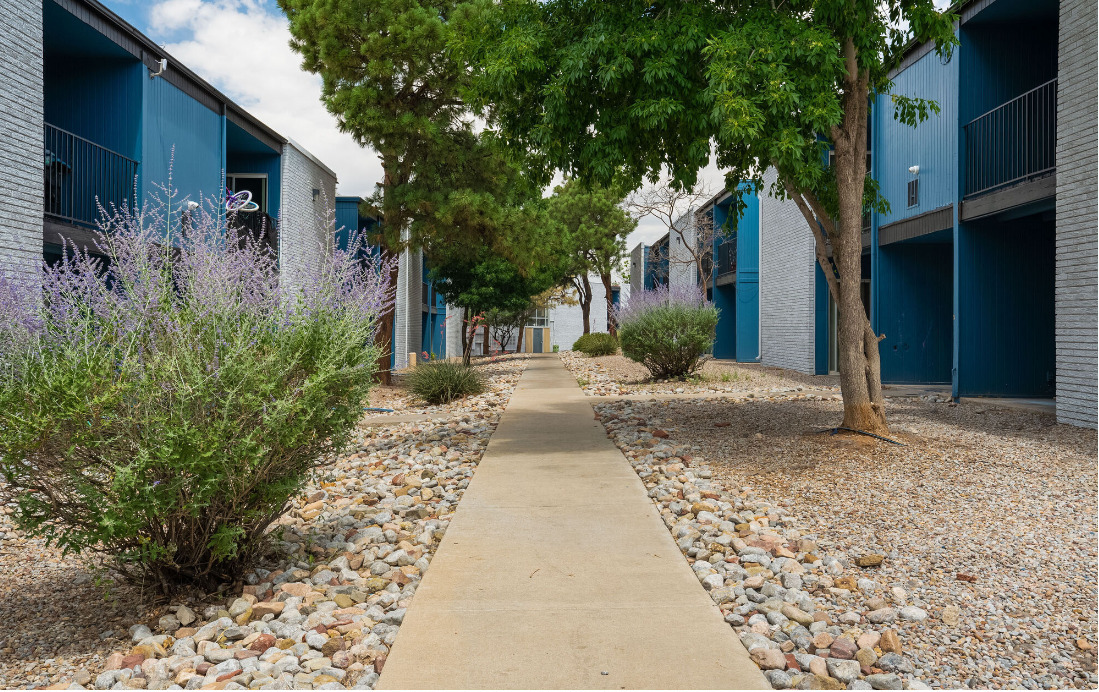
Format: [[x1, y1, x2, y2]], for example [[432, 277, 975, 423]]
[[0, 355, 528, 690], [561, 350, 840, 396], [594, 394, 1098, 689]]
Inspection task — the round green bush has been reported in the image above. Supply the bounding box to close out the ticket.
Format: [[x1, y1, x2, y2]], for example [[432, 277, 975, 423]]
[[572, 332, 618, 356], [616, 288, 719, 379], [406, 361, 485, 404]]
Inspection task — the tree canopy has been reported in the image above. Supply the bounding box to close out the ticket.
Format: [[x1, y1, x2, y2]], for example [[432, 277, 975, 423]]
[[459, 0, 957, 433]]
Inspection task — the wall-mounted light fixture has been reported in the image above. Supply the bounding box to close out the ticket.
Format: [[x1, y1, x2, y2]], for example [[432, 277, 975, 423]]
[[908, 165, 920, 176], [312, 188, 321, 201], [149, 58, 168, 78]]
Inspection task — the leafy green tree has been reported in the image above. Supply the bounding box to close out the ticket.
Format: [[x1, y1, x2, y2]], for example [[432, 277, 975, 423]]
[[431, 244, 557, 364], [546, 180, 636, 337], [280, 0, 473, 381], [460, 0, 956, 433]]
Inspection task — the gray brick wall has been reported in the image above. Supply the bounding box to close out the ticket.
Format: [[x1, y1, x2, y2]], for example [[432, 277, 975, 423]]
[[759, 168, 817, 374], [629, 243, 646, 297], [394, 242, 422, 369], [0, 0, 44, 279], [1055, 0, 1098, 429], [668, 211, 699, 289], [279, 140, 336, 294], [552, 275, 609, 350], [445, 303, 464, 360]]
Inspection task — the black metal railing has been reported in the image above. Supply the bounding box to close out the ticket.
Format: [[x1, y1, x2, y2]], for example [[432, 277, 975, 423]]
[[44, 123, 138, 227], [716, 239, 736, 277], [228, 211, 278, 256], [963, 78, 1057, 197]]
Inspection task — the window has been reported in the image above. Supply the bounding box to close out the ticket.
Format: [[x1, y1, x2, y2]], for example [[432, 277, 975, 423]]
[[527, 309, 548, 327], [907, 179, 919, 207]]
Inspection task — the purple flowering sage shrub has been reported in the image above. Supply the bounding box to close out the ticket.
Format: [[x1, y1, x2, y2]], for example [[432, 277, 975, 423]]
[[615, 285, 719, 379], [0, 186, 394, 594]]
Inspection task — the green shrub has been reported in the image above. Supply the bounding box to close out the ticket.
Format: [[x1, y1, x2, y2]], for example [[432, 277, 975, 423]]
[[616, 286, 719, 379], [0, 190, 392, 594], [406, 361, 485, 404], [572, 332, 618, 356]]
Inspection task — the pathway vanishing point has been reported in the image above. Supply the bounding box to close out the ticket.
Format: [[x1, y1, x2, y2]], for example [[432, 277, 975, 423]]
[[377, 355, 770, 689]]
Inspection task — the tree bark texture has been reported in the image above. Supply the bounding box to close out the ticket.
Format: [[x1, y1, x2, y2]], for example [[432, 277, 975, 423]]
[[572, 275, 593, 335]]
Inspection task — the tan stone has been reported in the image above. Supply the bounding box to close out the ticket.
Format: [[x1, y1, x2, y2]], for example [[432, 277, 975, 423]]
[[252, 601, 285, 618], [280, 582, 312, 598], [879, 630, 902, 654], [942, 606, 961, 626]]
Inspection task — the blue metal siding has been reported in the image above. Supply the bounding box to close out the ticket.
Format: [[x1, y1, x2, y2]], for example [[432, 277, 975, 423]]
[[958, 216, 1055, 397], [959, 21, 1057, 123], [877, 239, 953, 384], [335, 198, 361, 248], [142, 77, 223, 212], [43, 57, 143, 160], [734, 187, 760, 362], [874, 46, 959, 223], [814, 265, 829, 375], [710, 187, 760, 362], [711, 203, 735, 359]]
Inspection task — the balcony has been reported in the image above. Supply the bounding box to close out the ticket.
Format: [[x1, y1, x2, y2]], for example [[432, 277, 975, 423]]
[[716, 240, 736, 278], [963, 78, 1056, 198], [44, 123, 138, 228]]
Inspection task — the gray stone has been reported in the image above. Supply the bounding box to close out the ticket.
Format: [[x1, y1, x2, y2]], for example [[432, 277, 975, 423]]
[[864, 673, 903, 690], [826, 658, 861, 684], [898, 606, 928, 622], [877, 653, 914, 674], [129, 625, 153, 643], [765, 670, 793, 689]]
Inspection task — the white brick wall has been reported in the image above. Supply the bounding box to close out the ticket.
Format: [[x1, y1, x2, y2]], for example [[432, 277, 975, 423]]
[[668, 211, 699, 289], [629, 243, 646, 297], [1055, 0, 1098, 428], [445, 303, 464, 360], [279, 140, 336, 293], [0, 0, 44, 279], [551, 276, 610, 350], [393, 243, 423, 369], [759, 168, 817, 374]]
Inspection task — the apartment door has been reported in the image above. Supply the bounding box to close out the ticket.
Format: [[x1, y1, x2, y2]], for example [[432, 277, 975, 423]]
[[532, 328, 543, 353]]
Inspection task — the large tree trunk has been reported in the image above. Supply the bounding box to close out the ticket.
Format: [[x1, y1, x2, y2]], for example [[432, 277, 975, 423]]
[[462, 315, 475, 366], [516, 319, 526, 353], [599, 271, 616, 338], [375, 155, 403, 385], [830, 38, 888, 434], [574, 275, 593, 335]]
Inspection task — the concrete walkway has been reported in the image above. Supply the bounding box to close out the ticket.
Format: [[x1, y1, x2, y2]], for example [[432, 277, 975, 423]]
[[377, 355, 769, 690]]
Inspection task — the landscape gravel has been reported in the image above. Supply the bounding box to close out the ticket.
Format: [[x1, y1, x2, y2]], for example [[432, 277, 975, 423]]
[[2, 356, 527, 690], [594, 393, 1097, 690], [561, 351, 839, 397]]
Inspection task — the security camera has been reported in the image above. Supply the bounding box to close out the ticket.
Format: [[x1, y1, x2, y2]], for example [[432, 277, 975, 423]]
[[186, 200, 200, 211], [908, 165, 920, 175]]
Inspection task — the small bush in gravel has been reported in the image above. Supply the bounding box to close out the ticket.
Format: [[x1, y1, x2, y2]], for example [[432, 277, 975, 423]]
[[572, 332, 618, 356], [615, 285, 719, 379], [407, 361, 485, 403], [0, 186, 393, 594]]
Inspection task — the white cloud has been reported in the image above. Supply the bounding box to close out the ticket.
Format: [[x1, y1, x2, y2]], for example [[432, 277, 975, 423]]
[[148, 0, 382, 198]]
